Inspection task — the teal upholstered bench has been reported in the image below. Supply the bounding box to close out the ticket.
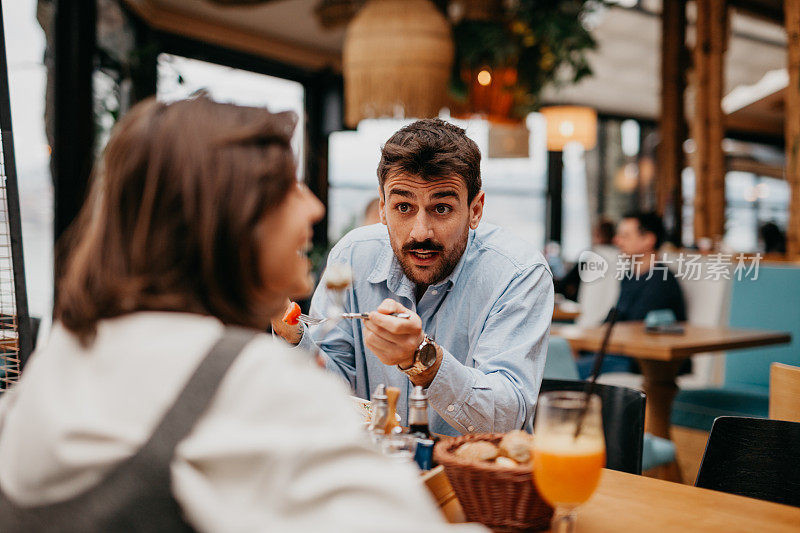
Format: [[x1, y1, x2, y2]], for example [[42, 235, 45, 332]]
[[671, 266, 800, 432]]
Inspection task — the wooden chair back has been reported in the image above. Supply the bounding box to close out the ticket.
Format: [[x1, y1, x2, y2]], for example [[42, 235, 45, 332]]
[[770, 362, 800, 423], [696, 416, 800, 507]]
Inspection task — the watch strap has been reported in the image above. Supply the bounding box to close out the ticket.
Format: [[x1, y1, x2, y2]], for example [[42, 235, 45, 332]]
[[398, 334, 436, 377]]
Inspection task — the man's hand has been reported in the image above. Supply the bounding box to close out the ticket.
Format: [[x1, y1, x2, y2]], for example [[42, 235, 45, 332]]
[[364, 299, 443, 387], [364, 299, 423, 368], [271, 299, 303, 345]]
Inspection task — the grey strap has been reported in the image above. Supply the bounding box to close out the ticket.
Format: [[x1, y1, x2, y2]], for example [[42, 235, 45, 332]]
[[132, 326, 258, 468]]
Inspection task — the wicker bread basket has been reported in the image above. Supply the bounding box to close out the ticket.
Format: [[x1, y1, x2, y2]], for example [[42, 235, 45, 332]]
[[433, 433, 553, 532]]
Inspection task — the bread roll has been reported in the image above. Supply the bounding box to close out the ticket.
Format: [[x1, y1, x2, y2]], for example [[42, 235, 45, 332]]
[[455, 441, 499, 462], [499, 430, 534, 463], [494, 456, 519, 468]]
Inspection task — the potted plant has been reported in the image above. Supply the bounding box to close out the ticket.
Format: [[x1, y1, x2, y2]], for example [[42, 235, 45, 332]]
[[449, 0, 604, 121]]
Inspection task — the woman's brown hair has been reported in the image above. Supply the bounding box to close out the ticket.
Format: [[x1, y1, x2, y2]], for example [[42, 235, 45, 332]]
[[55, 96, 298, 342]]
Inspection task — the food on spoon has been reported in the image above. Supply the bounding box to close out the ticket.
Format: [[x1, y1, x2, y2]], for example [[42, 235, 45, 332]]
[[499, 429, 535, 464], [325, 263, 353, 291], [455, 441, 499, 462], [282, 301, 302, 325]]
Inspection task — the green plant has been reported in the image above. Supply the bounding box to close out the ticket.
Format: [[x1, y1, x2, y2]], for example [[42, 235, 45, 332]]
[[450, 0, 605, 117]]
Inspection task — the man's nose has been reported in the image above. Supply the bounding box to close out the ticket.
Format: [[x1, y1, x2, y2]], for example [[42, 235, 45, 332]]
[[409, 211, 433, 241]]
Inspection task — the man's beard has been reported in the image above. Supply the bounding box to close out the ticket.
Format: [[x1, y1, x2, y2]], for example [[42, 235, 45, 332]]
[[392, 231, 468, 287]]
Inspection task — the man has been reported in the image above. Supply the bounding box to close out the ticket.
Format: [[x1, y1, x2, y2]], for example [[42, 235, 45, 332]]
[[577, 212, 686, 378], [274, 119, 553, 437]]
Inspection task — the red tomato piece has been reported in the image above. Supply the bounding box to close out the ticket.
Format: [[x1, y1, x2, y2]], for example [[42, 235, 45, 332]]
[[282, 301, 302, 325]]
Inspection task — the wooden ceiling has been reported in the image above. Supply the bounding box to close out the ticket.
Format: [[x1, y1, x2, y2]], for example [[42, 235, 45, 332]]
[[124, 0, 788, 122]]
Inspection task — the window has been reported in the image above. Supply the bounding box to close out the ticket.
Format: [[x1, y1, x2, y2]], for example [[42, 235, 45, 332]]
[[681, 168, 789, 252], [4, 0, 52, 333], [724, 172, 789, 252], [156, 54, 305, 175]]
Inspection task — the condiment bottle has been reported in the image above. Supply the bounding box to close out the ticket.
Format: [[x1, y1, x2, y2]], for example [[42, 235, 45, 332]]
[[408, 385, 432, 439], [369, 384, 389, 435], [384, 386, 401, 434]]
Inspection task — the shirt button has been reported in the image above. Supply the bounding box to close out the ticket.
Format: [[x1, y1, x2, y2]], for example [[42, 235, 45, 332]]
[[467, 425, 475, 432], [431, 289, 438, 295], [447, 404, 455, 412]]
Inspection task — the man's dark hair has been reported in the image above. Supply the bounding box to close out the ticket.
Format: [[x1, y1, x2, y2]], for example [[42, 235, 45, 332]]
[[759, 222, 786, 253], [596, 218, 615, 245], [377, 118, 482, 202], [623, 211, 665, 249]]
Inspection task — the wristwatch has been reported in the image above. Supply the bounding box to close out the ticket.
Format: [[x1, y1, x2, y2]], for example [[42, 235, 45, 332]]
[[398, 334, 438, 377]]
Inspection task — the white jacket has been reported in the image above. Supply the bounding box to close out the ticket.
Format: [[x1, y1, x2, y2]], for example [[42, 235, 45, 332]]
[[0, 312, 484, 532]]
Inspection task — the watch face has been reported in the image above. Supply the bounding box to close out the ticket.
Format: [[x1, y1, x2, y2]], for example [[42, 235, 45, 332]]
[[419, 343, 437, 367]]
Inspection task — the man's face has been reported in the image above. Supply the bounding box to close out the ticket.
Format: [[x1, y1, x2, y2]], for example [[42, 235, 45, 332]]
[[613, 218, 656, 257], [380, 173, 484, 287]]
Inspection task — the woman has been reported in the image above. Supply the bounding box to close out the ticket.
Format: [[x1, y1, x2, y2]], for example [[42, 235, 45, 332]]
[[0, 97, 483, 532]]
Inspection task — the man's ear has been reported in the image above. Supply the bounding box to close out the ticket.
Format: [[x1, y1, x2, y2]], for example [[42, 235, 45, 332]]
[[469, 191, 485, 230], [379, 190, 387, 225], [644, 231, 657, 251]]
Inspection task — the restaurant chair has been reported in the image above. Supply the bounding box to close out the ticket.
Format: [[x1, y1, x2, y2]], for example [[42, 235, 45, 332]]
[[538, 379, 644, 474], [543, 336, 579, 380], [769, 362, 800, 423], [672, 266, 800, 432], [695, 416, 800, 507], [575, 246, 619, 328], [544, 338, 675, 472]]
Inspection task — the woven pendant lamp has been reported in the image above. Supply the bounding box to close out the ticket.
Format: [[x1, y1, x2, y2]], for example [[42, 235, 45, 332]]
[[343, 0, 454, 128]]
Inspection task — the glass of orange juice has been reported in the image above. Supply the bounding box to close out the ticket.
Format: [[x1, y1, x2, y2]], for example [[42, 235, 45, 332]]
[[533, 391, 605, 533]]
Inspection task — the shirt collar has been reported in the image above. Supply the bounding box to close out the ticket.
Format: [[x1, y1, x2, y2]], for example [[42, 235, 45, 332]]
[[367, 229, 475, 294]]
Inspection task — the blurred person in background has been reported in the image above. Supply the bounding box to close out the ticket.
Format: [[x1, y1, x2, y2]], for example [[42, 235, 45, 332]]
[[576, 212, 685, 378], [759, 222, 786, 254], [0, 97, 484, 532], [274, 119, 554, 437], [362, 197, 381, 226]]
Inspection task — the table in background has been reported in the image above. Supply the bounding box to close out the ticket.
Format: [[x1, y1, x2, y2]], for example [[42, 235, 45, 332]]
[[550, 322, 790, 440], [553, 300, 581, 323], [425, 466, 800, 531]]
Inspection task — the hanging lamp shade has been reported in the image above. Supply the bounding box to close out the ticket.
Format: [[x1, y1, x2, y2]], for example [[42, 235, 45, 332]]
[[343, 0, 454, 128], [540, 106, 598, 151]]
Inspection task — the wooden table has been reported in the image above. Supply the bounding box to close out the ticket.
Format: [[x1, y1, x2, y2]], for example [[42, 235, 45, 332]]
[[428, 467, 800, 531], [550, 322, 791, 440], [553, 300, 581, 323]]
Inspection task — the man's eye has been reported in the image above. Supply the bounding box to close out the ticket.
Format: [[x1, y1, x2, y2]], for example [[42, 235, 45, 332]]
[[435, 205, 451, 214], [396, 203, 411, 213]]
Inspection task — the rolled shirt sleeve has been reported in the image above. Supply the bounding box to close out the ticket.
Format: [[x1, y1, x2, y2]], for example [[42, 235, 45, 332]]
[[426, 264, 554, 434]]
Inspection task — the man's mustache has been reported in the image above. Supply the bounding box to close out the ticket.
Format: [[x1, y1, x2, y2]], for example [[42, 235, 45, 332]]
[[402, 239, 445, 252]]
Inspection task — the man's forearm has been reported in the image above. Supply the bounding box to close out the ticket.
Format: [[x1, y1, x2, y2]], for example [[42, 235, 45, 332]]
[[424, 348, 532, 434]]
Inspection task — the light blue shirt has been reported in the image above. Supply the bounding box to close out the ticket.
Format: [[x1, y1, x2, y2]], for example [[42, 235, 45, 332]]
[[296, 223, 553, 437]]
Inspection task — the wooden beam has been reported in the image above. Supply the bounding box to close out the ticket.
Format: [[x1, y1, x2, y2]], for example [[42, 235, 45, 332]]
[[53, 0, 95, 262], [692, 0, 728, 243], [786, 0, 800, 258], [122, 0, 341, 71], [658, 0, 687, 245], [728, 0, 784, 24]]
